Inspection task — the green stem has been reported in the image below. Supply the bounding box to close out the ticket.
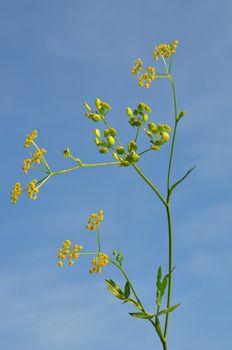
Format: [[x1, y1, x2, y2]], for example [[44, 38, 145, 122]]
[[167, 76, 178, 193], [132, 163, 167, 206], [96, 227, 101, 253], [164, 203, 173, 338], [51, 161, 120, 176], [164, 74, 178, 340]]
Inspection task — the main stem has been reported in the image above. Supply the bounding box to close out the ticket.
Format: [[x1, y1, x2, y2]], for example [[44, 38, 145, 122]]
[[164, 75, 178, 340]]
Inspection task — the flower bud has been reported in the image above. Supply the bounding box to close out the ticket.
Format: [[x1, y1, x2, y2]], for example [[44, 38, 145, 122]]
[[99, 147, 109, 154], [94, 128, 101, 138], [148, 122, 157, 133], [109, 128, 117, 136], [162, 124, 172, 133], [116, 146, 125, 154], [126, 107, 133, 116], [112, 152, 120, 160], [107, 136, 115, 146]]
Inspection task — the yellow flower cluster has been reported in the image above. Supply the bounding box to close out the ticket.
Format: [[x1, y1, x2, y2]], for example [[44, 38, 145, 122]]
[[22, 159, 31, 174], [152, 40, 179, 60], [11, 182, 22, 204], [132, 58, 155, 89], [86, 210, 104, 231], [131, 58, 143, 75], [27, 179, 39, 200], [89, 253, 109, 274], [24, 130, 37, 148], [138, 66, 155, 88], [58, 240, 83, 267], [31, 148, 47, 164]]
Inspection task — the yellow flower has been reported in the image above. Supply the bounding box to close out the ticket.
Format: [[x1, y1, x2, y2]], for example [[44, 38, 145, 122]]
[[24, 130, 38, 148], [10, 182, 22, 204], [152, 40, 179, 60], [58, 261, 63, 267], [27, 179, 39, 200], [86, 210, 104, 231]]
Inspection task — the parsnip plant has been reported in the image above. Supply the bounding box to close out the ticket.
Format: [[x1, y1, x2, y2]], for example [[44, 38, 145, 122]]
[[11, 40, 194, 350]]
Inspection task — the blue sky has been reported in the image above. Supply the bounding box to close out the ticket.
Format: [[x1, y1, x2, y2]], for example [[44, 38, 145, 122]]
[[1, 0, 232, 349]]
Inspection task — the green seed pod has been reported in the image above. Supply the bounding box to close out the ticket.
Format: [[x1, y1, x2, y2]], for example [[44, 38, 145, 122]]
[[142, 113, 149, 122], [95, 98, 102, 110], [112, 152, 120, 160], [109, 128, 117, 136], [151, 145, 160, 151], [120, 159, 130, 167], [138, 102, 145, 111], [94, 128, 101, 138], [63, 148, 71, 157], [145, 130, 153, 138], [161, 132, 170, 142], [162, 124, 172, 133], [130, 151, 140, 162], [107, 136, 115, 146], [148, 122, 157, 133], [104, 129, 110, 137], [84, 102, 91, 111], [92, 113, 102, 122], [99, 147, 109, 154], [143, 104, 152, 114], [116, 146, 125, 155], [153, 140, 164, 146], [126, 107, 133, 117], [101, 101, 111, 111], [134, 120, 142, 127], [94, 138, 100, 146], [128, 140, 138, 152]]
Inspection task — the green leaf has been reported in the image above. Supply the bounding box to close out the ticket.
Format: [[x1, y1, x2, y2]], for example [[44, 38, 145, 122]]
[[127, 298, 143, 311], [124, 281, 131, 298], [169, 166, 196, 196], [158, 303, 181, 315], [156, 265, 162, 290], [129, 312, 154, 320], [176, 110, 187, 122], [105, 280, 127, 300], [160, 274, 169, 297]]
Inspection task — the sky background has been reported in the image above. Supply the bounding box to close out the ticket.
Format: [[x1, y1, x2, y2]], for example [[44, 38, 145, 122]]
[[1, 0, 232, 349]]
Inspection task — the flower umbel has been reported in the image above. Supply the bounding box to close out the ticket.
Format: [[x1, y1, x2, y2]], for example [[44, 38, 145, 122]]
[[24, 130, 38, 148], [89, 253, 109, 274], [11, 182, 22, 204], [153, 40, 179, 60], [86, 210, 104, 231], [57, 240, 83, 266], [27, 179, 39, 200]]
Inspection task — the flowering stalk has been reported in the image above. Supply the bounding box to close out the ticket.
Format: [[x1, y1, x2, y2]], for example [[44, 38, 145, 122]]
[[11, 40, 193, 350]]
